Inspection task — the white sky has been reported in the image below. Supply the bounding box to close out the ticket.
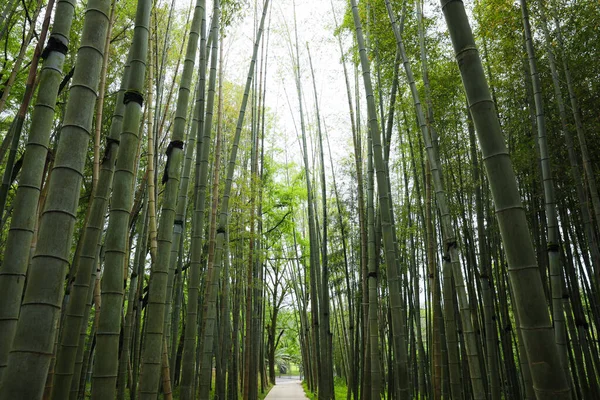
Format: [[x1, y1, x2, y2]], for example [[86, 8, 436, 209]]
[[220, 0, 357, 174]]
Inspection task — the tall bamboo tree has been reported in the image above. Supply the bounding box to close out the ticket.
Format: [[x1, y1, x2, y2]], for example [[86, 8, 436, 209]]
[[521, 0, 568, 372], [440, 0, 571, 397], [51, 37, 130, 400], [349, 1, 410, 397], [0, 0, 111, 396], [179, 0, 210, 397], [90, 0, 152, 397], [138, 0, 205, 394], [307, 43, 335, 400], [385, 1, 486, 397], [206, 1, 269, 399], [195, 0, 222, 397], [0, 0, 76, 379]]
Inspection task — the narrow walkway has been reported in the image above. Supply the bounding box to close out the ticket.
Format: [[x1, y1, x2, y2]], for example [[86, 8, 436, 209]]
[[265, 376, 308, 399]]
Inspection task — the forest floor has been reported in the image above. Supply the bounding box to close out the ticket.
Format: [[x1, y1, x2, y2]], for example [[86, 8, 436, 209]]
[[264, 377, 307, 399]]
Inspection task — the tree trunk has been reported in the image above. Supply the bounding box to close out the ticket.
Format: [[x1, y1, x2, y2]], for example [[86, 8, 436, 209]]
[[0, 1, 112, 396], [350, 1, 410, 397], [439, 1, 570, 397], [90, 0, 151, 397], [0, 0, 70, 379]]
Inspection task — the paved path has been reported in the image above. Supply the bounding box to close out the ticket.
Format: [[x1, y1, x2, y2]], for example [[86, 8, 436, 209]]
[[265, 376, 308, 399]]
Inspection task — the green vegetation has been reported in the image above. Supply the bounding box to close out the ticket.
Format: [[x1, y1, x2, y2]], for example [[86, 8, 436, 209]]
[[0, 0, 598, 399], [303, 378, 347, 400]]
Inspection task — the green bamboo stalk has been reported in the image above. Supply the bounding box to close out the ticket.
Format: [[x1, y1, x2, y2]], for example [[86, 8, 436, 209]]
[[196, 5, 223, 395], [537, 1, 600, 281], [168, 77, 199, 384], [385, 1, 486, 396], [90, 0, 152, 397], [467, 108, 500, 400], [400, 128, 427, 399], [290, 2, 323, 395], [117, 189, 148, 400], [202, 1, 269, 398], [69, 245, 101, 400], [162, 0, 204, 360], [289, 3, 321, 397], [147, 33, 158, 263], [306, 43, 335, 400], [440, 0, 571, 397], [131, 199, 150, 400], [329, 6, 357, 398], [349, 1, 410, 397], [521, 0, 568, 374], [138, 0, 204, 396], [549, 7, 600, 238], [51, 29, 128, 400], [0, 0, 75, 380], [179, 0, 208, 396], [0, 0, 111, 397], [366, 127, 381, 399]]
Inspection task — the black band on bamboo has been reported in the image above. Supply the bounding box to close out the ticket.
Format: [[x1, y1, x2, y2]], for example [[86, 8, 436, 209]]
[[445, 240, 458, 252], [547, 243, 560, 252], [106, 137, 120, 146], [169, 140, 185, 150], [368, 271, 377, 279], [124, 90, 144, 106], [217, 226, 226, 234], [162, 140, 184, 184], [102, 137, 121, 163], [174, 219, 184, 227], [442, 255, 451, 262], [575, 318, 588, 328], [41, 37, 68, 59]]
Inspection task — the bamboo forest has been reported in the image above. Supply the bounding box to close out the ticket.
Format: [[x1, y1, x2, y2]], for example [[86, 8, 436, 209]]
[[0, 0, 599, 398]]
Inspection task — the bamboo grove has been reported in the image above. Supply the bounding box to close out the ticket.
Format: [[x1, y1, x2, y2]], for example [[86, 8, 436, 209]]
[[0, 0, 598, 399]]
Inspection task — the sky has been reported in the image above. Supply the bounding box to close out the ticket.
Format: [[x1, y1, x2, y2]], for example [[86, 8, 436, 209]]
[[215, 0, 447, 177], [220, 0, 358, 174]]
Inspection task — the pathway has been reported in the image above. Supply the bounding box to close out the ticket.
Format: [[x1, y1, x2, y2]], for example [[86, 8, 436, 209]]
[[265, 376, 308, 399]]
